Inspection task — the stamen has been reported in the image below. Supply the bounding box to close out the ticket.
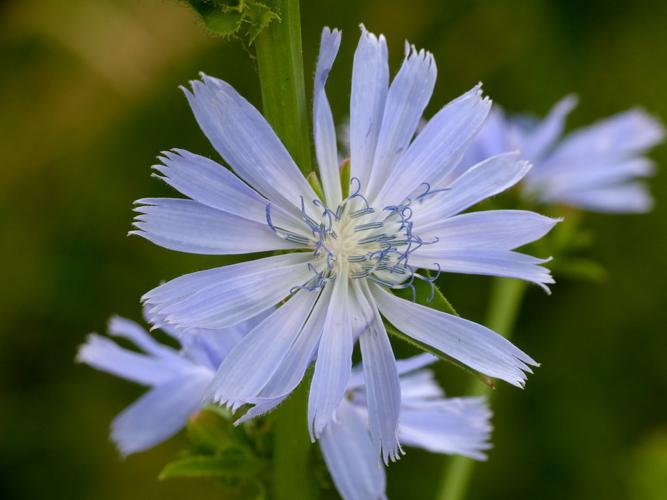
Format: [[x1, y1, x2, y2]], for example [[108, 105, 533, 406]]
[[414, 263, 441, 302], [347, 177, 371, 208], [276, 177, 440, 298], [265, 204, 311, 245], [350, 207, 376, 218], [416, 182, 450, 202], [354, 221, 384, 232]]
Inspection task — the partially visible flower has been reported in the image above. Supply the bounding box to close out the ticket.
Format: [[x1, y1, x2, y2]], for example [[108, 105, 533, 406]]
[[464, 96, 664, 213], [320, 354, 491, 500], [76, 312, 267, 455], [134, 25, 555, 461]]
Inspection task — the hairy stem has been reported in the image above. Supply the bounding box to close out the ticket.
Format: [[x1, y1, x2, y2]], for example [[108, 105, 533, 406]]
[[255, 0, 313, 175], [437, 278, 527, 500]]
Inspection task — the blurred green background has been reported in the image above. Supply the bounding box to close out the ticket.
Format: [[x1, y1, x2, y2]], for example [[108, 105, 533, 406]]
[[1, 0, 667, 498]]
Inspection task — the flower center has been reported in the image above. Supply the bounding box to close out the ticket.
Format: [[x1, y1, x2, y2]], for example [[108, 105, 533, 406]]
[[267, 178, 442, 298]]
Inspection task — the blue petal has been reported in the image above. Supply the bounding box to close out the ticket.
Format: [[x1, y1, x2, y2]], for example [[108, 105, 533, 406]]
[[111, 373, 211, 456], [308, 265, 354, 438], [76, 334, 187, 387], [552, 182, 653, 213], [520, 94, 577, 161], [398, 396, 492, 460], [350, 25, 389, 189], [397, 368, 444, 402], [253, 284, 333, 400], [370, 284, 538, 387], [459, 107, 513, 170], [418, 210, 560, 251], [537, 157, 654, 196], [183, 74, 318, 215], [374, 84, 491, 207], [411, 153, 531, 225], [394, 353, 438, 376], [207, 289, 319, 408], [143, 253, 312, 331], [179, 310, 271, 370], [545, 107, 664, 167], [357, 281, 402, 463], [410, 249, 554, 291], [319, 401, 387, 500], [153, 149, 307, 236], [108, 315, 184, 366], [314, 27, 343, 207], [131, 198, 301, 255], [365, 43, 437, 202]]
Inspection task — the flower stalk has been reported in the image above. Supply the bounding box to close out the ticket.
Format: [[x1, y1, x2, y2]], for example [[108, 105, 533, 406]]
[[255, 0, 313, 176], [272, 373, 318, 500], [437, 277, 527, 500], [254, 1, 317, 498]]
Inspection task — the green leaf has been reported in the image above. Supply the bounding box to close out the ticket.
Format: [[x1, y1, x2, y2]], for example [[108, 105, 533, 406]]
[[159, 453, 266, 480], [182, 0, 278, 40], [244, 1, 281, 43]]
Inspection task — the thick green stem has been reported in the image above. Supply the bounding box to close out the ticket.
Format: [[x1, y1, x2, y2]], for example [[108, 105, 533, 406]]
[[436, 278, 527, 500], [255, 0, 313, 175], [253, 2, 315, 498], [273, 375, 317, 500]]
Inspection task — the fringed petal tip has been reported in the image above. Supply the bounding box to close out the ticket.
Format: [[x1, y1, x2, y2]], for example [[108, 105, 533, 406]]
[[322, 26, 342, 38], [535, 257, 556, 295], [382, 440, 405, 465], [510, 357, 541, 389], [402, 40, 435, 66], [358, 23, 386, 45]]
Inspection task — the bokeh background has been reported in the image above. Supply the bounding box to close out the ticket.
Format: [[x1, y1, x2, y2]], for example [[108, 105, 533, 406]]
[[2, 0, 667, 498]]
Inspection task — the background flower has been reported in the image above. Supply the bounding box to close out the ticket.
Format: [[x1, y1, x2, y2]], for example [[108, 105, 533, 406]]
[[76, 312, 268, 455], [465, 96, 664, 213], [321, 354, 491, 500]]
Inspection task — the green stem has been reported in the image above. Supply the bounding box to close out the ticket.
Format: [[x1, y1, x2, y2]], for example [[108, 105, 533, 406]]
[[436, 278, 527, 500], [253, 2, 315, 498], [255, 0, 313, 175], [273, 375, 317, 500]]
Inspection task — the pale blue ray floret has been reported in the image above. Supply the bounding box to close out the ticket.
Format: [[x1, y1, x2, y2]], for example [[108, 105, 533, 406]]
[[464, 95, 664, 213], [321, 353, 492, 500], [131, 25, 558, 462], [76, 311, 268, 456]]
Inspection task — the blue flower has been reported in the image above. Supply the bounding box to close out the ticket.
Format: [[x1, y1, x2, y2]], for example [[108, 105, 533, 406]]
[[76, 312, 268, 455], [320, 354, 491, 500], [464, 96, 664, 213], [133, 26, 555, 460]]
